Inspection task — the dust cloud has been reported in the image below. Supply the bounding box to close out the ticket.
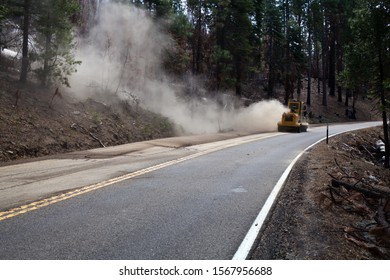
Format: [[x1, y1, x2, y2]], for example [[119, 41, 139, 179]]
[[68, 2, 286, 135]]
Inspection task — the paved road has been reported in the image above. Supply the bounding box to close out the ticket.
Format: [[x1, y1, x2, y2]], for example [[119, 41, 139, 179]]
[[0, 122, 381, 259]]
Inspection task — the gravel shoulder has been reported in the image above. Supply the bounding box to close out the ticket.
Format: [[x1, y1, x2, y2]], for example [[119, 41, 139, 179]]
[[250, 126, 390, 260]]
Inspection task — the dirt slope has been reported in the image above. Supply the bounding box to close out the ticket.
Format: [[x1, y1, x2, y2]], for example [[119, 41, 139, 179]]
[[0, 74, 174, 163]]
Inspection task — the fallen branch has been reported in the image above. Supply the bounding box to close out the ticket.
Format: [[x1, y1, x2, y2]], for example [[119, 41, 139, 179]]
[[89, 132, 105, 148], [346, 232, 389, 258], [360, 144, 376, 160], [331, 179, 389, 199], [70, 123, 105, 148], [342, 143, 359, 153], [375, 199, 390, 237], [328, 185, 339, 204], [345, 233, 376, 248], [334, 158, 355, 180]]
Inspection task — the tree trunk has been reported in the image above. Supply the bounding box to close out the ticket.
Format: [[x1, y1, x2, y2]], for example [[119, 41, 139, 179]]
[[322, 14, 327, 106], [196, 4, 203, 74], [192, 3, 203, 75], [267, 31, 274, 99], [315, 43, 320, 94], [336, 21, 343, 103], [328, 24, 336, 97], [297, 13, 302, 99], [377, 36, 389, 168], [42, 12, 52, 87], [345, 88, 350, 107], [337, 86, 343, 103], [284, 0, 293, 105], [285, 73, 294, 105], [215, 5, 225, 91], [297, 76, 302, 97], [307, 29, 312, 105], [20, 0, 31, 83], [192, 35, 196, 75], [235, 56, 242, 97]]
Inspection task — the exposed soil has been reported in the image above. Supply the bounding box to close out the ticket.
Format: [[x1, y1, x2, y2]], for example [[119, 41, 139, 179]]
[[250, 126, 390, 260], [0, 74, 174, 163]]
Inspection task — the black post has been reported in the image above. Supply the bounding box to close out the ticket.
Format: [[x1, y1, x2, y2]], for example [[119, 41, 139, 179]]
[[326, 123, 329, 144]]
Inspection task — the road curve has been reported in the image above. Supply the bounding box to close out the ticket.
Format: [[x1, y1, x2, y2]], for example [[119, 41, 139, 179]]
[[0, 122, 381, 259]]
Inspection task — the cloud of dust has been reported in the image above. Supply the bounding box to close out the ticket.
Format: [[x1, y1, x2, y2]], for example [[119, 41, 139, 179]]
[[68, 2, 286, 135], [231, 100, 288, 132], [68, 2, 166, 100]]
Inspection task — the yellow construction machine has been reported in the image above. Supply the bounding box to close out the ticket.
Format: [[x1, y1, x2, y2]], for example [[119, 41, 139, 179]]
[[277, 100, 309, 133]]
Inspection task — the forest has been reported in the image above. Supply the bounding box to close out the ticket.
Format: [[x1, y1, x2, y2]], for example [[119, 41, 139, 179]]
[[0, 0, 389, 166]]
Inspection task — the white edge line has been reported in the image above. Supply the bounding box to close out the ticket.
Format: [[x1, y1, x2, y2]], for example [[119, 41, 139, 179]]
[[232, 124, 378, 260]]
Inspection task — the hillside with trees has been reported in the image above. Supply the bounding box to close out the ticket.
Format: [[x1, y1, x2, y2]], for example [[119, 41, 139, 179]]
[[0, 0, 388, 165]]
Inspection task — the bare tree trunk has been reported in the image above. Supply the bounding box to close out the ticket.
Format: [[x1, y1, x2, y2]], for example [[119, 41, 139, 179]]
[[336, 21, 343, 103], [196, 3, 203, 74], [322, 14, 327, 106], [378, 39, 389, 168], [337, 50, 343, 102], [190, 1, 203, 76], [215, 5, 225, 91], [267, 31, 274, 99], [307, 29, 312, 105], [315, 43, 320, 94], [42, 12, 52, 87], [235, 56, 243, 97], [20, 0, 31, 83], [297, 13, 303, 99], [297, 76, 302, 97], [345, 88, 350, 107], [328, 24, 336, 97], [284, 0, 293, 105]]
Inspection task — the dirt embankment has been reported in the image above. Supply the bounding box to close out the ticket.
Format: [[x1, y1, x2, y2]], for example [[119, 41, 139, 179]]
[[0, 75, 175, 163], [251, 126, 390, 260]]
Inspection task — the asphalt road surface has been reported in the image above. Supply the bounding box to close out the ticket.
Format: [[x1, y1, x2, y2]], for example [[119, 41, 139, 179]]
[[0, 122, 381, 259]]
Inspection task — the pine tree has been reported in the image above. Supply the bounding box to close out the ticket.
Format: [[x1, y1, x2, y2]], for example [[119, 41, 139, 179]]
[[264, 0, 284, 99], [340, 0, 389, 167], [226, 0, 255, 97], [209, 0, 232, 91], [33, 0, 81, 87]]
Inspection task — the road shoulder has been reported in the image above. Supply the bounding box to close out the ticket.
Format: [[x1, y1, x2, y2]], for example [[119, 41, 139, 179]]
[[250, 126, 390, 259]]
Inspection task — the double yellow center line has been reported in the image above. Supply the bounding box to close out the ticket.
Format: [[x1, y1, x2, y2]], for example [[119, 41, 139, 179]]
[[0, 150, 212, 222], [0, 133, 275, 222]]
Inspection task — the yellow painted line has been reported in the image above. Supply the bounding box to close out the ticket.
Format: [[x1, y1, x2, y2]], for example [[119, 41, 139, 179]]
[[0, 133, 276, 222]]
